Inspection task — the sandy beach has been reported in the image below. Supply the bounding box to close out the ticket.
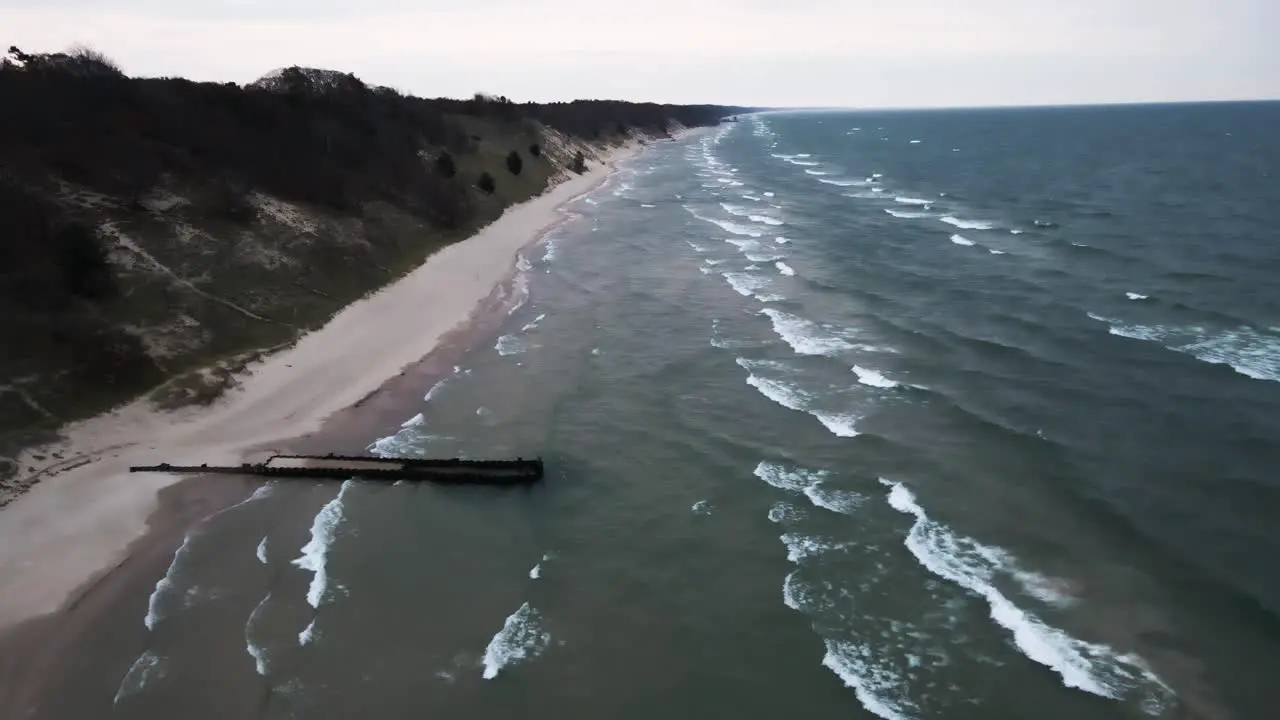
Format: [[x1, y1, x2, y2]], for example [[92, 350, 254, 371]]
[[0, 141, 641, 634]]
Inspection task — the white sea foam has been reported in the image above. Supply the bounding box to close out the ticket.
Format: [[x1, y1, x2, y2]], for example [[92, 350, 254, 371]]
[[495, 333, 528, 356], [745, 252, 783, 263], [481, 602, 551, 679], [760, 309, 853, 356], [754, 461, 864, 513], [818, 178, 867, 187], [781, 532, 850, 563], [941, 216, 996, 230], [256, 536, 268, 564], [298, 618, 317, 646], [884, 209, 931, 219], [989, 249, 1007, 255], [244, 592, 272, 674], [640, 203, 655, 208], [805, 169, 829, 176], [894, 197, 932, 206], [145, 532, 197, 630], [949, 234, 976, 246], [529, 563, 542, 579], [741, 368, 859, 438], [764, 192, 775, 197], [1086, 315, 1280, 382], [1010, 229, 1025, 235], [749, 214, 785, 226], [821, 639, 918, 720], [722, 271, 772, 298], [520, 313, 546, 332], [292, 479, 354, 609], [788, 159, 821, 167], [423, 376, 450, 402], [113, 651, 167, 707], [691, 500, 713, 515], [685, 206, 764, 237], [768, 501, 806, 524], [1125, 292, 1149, 300], [909, 139, 922, 144], [401, 412, 425, 428], [882, 479, 1174, 706], [775, 236, 791, 244], [852, 365, 898, 388], [775, 261, 796, 276]]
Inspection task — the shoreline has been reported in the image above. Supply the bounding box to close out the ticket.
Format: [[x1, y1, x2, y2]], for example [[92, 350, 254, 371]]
[[0, 140, 643, 633]]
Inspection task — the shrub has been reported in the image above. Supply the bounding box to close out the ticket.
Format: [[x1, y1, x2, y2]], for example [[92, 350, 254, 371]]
[[477, 171, 495, 194], [529, 143, 541, 157], [54, 222, 115, 299], [505, 150, 522, 176], [571, 151, 587, 174], [435, 151, 456, 178]]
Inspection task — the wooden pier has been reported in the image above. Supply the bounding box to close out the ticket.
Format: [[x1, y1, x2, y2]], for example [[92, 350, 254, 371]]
[[129, 454, 543, 485]]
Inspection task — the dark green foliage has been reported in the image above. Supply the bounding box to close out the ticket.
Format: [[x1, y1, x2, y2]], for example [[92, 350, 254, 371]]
[[529, 143, 541, 157], [506, 150, 523, 176], [435, 151, 456, 178], [208, 180, 256, 222], [571, 151, 587, 174], [54, 223, 115, 299], [477, 171, 496, 194]]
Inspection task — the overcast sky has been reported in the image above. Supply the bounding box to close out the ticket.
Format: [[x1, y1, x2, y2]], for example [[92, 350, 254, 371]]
[[6, 0, 1278, 107]]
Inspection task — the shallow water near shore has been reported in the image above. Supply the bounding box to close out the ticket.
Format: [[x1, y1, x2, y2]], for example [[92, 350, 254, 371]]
[[62, 104, 1280, 719]]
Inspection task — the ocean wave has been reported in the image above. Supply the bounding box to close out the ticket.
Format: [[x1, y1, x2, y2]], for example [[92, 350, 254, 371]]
[[884, 209, 931, 219], [482, 602, 551, 679], [817, 178, 868, 187], [755, 460, 865, 514], [722, 271, 773, 299], [750, 214, 785, 226], [745, 252, 783, 263], [423, 376, 451, 402], [949, 234, 976, 246], [768, 501, 807, 524], [520, 312, 547, 332], [775, 236, 791, 244], [1125, 292, 1149, 301], [691, 500, 713, 515], [804, 169, 829, 176], [760, 309, 853, 357], [989, 249, 1007, 255], [821, 639, 918, 720], [292, 479, 354, 609], [894, 197, 932, 206], [781, 532, 851, 563], [882, 480, 1173, 706], [684, 206, 764, 237], [1086, 315, 1280, 382], [256, 536, 268, 564], [401, 412, 425, 428], [740, 363, 860, 437], [941, 216, 996, 230], [776, 261, 796, 276], [244, 592, 272, 674], [788, 159, 821, 167], [852, 365, 898, 388], [113, 650, 167, 707], [145, 532, 197, 630], [299, 619, 317, 646], [494, 333, 526, 356]]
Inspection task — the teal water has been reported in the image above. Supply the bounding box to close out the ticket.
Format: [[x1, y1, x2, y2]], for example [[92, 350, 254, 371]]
[[116, 104, 1280, 720]]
